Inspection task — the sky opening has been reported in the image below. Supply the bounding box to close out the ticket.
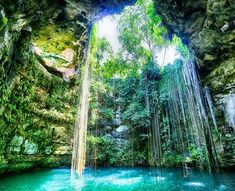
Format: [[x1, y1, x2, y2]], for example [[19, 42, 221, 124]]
[[96, 15, 180, 66]]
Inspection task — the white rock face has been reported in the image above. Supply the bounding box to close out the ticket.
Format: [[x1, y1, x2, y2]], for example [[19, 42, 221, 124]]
[[225, 94, 235, 132], [9, 136, 24, 153], [24, 140, 38, 154], [116, 125, 128, 133]]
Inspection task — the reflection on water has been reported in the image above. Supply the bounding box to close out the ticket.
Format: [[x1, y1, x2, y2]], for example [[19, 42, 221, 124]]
[[0, 167, 234, 191]]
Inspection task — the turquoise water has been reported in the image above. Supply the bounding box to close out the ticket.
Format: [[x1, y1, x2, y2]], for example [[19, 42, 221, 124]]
[[0, 167, 234, 191]]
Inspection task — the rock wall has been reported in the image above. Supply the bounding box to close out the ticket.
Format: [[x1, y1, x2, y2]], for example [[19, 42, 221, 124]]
[[155, 0, 235, 167], [155, 0, 235, 102], [0, 0, 136, 174]]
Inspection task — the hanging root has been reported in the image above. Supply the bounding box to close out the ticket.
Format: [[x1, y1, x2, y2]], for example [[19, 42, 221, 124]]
[[71, 25, 92, 175]]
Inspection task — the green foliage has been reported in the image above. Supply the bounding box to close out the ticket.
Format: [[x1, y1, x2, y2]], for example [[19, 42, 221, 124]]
[[187, 144, 207, 164], [162, 152, 184, 167], [87, 0, 170, 167], [88, 135, 122, 166], [159, 59, 183, 102], [118, 0, 168, 62], [87, 134, 147, 166], [123, 102, 150, 128], [0, 15, 8, 30], [172, 35, 190, 59]]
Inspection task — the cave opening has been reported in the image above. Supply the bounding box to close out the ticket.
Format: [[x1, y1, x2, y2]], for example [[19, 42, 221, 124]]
[[72, 0, 220, 177]]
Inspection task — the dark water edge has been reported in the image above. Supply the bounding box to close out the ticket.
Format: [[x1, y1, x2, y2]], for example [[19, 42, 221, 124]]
[[0, 167, 234, 191], [0, 154, 71, 177]]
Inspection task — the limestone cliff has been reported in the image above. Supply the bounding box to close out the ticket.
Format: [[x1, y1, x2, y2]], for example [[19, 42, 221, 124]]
[[155, 0, 235, 102], [0, 0, 136, 174], [155, 0, 235, 167]]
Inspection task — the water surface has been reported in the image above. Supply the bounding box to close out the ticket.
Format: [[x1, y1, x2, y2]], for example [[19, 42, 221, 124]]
[[0, 167, 234, 191]]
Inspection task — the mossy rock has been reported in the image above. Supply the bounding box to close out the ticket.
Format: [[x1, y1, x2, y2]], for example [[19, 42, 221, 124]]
[[9, 162, 34, 171], [32, 23, 76, 55], [204, 57, 235, 94]]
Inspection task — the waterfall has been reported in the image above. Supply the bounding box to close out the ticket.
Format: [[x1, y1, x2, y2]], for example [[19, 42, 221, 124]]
[[159, 59, 219, 170], [71, 26, 92, 175]]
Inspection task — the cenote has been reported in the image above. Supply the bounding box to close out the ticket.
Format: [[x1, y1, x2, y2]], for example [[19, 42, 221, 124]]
[[0, 0, 235, 190]]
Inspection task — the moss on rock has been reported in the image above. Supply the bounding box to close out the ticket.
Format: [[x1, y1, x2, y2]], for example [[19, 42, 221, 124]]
[[32, 24, 76, 55]]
